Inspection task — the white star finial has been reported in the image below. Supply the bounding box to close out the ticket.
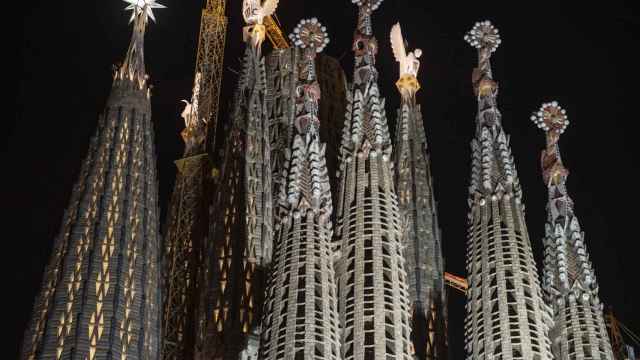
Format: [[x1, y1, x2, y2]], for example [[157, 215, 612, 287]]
[[123, 0, 166, 23]]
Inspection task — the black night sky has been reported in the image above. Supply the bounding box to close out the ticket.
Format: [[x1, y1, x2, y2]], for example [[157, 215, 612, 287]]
[[9, 1, 640, 358]]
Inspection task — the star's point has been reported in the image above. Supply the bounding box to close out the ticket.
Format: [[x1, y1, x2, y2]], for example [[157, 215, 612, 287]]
[[123, 0, 166, 23]]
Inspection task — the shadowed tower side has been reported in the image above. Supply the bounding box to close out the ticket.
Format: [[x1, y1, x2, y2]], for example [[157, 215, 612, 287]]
[[531, 102, 614, 360], [391, 23, 448, 360], [198, 0, 277, 358], [259, 19, 341, 360], [462, 21, 553, 359], [21, 2, 165, 359], [334, 1, 413, 359]]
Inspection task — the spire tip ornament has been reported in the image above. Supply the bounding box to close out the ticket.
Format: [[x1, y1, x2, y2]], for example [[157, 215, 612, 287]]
[[351, 0, 383, 11], [464, 20, 501, 52], [390, 22, 421, 100], [123, 0, 165, 23], [534, 101, 570, 186], [289, 18, 329, 53], [531, 101, 569, 134]]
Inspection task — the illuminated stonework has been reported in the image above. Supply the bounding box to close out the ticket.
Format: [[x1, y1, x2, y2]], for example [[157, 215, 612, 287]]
[[334, 1, 413, 359], [463, 21, 554, 359], [21, 4, 162, 360], [392, 23, 448, 360], [532, 102, 614, 360]]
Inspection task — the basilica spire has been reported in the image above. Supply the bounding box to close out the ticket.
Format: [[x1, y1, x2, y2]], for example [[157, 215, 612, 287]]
[[259, 19, 341, 360], [334, 1, 413, 359], [462, 21, 554, 359], [22, 2, 164, 359], [532, 102, 614, 359], [391, 23, 448, 360]]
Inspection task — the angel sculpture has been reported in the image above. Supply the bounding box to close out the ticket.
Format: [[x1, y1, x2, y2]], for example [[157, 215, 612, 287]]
[[390, 23, 422, 79], [181, 100, 197, 129], [242, 0, 279, 25], [180, 72, 203, 131]]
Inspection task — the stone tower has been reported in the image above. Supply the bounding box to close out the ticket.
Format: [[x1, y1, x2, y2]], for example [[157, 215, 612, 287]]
[[462, 21, 553, 359], [21, 2, 164, 359], [259, 19, 341, 360], [531, 101, 614, 359], [198, 2, 274, 358], [334, 1, 413, 359], [391, 23, 448, 360]]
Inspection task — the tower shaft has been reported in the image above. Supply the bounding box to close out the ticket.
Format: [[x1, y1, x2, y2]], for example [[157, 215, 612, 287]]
[[395, 100, 448, 359], [334, 3, 413, 359], [463, 23, 553, 359], [21, 9, 162, 360]]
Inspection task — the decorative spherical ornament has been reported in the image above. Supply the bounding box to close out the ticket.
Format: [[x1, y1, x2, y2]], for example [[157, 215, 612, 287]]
[[352, 0, 383, 11], [464, 20, 501, 52], [289, 18, 330, 53], [531, 101, 569, 133]]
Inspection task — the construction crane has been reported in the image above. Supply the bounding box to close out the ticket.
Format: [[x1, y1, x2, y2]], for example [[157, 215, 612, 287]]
[[265, 15, 289, 49], [195, 0, 228, 154], [606, 307, 640, 360], [444, 272, 468, 295]]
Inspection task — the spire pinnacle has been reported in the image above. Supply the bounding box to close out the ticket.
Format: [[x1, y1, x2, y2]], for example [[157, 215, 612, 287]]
[[465, 21, 501, 102], [531, 101, 570, 186], [117, 0, 165, 88], [282, 18, 330, 215], [531, 101, 569, 134], [464, 20, 501, 53], [390, 22, 422, 101], [124, 0, 166, 24]]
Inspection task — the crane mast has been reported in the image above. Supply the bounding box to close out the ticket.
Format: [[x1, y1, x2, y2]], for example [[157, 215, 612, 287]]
[[197, 0, 228, 154], [264, 15, 289, 49], [161, 1, 228, 359]]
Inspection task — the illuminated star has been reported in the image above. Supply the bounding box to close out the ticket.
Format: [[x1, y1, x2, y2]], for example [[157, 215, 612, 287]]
[[123, 0, 166, 23]]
